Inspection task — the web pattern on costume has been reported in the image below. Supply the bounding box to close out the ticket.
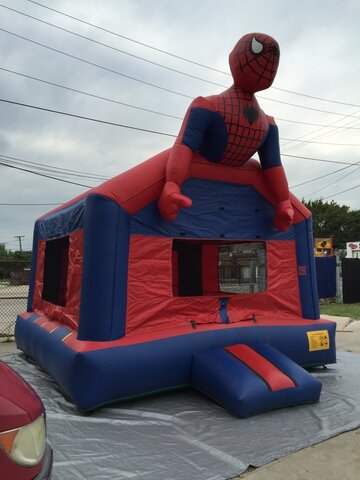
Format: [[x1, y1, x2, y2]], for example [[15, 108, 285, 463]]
[[217, 88, 268, 167]]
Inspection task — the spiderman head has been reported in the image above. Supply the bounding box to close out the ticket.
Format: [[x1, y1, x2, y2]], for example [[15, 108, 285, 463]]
[[229, 33, 280, 92]]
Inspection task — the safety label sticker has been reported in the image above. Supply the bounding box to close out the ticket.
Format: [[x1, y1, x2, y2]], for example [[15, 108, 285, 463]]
[[307, 330, 330, 351]]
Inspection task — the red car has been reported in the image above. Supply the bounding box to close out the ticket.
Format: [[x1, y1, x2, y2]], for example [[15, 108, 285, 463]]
[[0, 360, 52, 479]]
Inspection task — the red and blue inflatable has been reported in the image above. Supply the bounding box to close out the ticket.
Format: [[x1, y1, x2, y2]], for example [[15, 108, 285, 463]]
[[15, 33, 336, 417]]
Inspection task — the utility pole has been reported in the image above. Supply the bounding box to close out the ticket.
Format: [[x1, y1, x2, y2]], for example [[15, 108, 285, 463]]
[[14, 235, 25, 252]]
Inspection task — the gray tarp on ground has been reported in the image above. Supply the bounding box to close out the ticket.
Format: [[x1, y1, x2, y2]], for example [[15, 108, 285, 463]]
[[2, 350, 360, 480]]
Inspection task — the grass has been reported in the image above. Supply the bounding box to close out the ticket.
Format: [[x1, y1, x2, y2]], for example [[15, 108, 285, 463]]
[[320, 302, 360, 320]]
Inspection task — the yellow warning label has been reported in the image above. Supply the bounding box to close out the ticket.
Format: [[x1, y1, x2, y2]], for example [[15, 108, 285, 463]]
[[307, 330, 330, 351]]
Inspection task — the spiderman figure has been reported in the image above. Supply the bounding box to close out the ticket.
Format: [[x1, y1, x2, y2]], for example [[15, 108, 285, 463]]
[[158, 33, 294, 232]]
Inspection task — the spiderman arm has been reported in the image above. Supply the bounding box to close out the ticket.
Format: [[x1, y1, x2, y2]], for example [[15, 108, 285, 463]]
[[258, 116, 294, 231], [158, 97, 216, 221]]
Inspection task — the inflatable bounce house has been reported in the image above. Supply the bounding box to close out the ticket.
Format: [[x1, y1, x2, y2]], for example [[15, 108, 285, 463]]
[[16, 33, 336, 417]]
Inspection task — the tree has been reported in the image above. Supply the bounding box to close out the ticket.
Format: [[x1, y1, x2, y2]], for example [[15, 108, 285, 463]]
[[12, 250, 32, 261], [0, 244, 31, 260], [0, 244, 10, 260], [344, 209, 360, 242], [303, 199, 360, 249]]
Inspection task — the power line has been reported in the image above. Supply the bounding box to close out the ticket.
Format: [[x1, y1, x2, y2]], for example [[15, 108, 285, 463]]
[[13, 1, 360, 148], [1, 154, 358, 202], [0, 160, 93, 187], [0, 98, 177, 137], [4, 97, 360, 148], [22, 0, 360, 110], [276, 117, 360, 130], [0, 27, 194, 100], [1, 146, 358, 196], [269, 86, 360, 108], [282, 154, 357, 167], [281, 108, 360, 153], [0, 4, 229, 90], [0, 153, 109, 181], [304, 163, 360, 198], [296, 116, 360, 146], [281, 137, 360, 147], [0, 67, 182, 120], [4, 66, 360, 131], [0, 154, 108, 180], [1, 27, 360, 119], [0, 202, 62, 206], [321, 183, 360, 200], [257, 96, 360, 117], [290, 160, 360, 188], [24, 0, 229, 75], [3, 97, 360, 167]]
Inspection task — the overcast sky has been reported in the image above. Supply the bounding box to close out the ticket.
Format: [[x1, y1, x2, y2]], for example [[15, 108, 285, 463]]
[[0, 0, 359, 250]]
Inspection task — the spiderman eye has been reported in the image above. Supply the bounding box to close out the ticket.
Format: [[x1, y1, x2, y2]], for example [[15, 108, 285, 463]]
[[251, 37, 264, 54]]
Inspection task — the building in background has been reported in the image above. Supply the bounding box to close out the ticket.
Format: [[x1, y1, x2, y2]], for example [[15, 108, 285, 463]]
[[346, 242, 360, 258]]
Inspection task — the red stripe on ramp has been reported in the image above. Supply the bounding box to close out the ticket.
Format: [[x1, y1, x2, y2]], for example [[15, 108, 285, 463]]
[[225, 344, 296, 391]]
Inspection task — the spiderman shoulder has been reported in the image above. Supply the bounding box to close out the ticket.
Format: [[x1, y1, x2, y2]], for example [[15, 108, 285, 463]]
[[189, 95, 218, 112], [265, 114, 277, 126]]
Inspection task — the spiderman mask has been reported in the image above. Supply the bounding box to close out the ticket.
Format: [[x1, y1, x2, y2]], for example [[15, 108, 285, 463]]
[[229, 33, 280, 92]]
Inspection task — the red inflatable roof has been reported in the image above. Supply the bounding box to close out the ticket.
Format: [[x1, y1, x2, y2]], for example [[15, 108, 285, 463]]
[[40, 149, 310, 223]]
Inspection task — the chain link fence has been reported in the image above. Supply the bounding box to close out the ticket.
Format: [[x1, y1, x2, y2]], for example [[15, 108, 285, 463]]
[[0, 260, 31, 341]]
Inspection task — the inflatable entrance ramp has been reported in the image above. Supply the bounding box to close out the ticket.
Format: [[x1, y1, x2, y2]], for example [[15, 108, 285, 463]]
[[192, 342, 322, 417]]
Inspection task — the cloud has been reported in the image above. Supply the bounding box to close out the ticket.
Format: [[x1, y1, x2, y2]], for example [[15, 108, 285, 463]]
[[1, 0, 360, 249]]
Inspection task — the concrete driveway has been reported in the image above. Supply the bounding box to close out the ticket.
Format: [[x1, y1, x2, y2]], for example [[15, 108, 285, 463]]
[[233, 315, 360, 480]]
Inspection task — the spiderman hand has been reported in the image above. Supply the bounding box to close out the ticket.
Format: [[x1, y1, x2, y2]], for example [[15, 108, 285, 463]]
[[273, 200, 294, 232], [158, 181, 192, 221]]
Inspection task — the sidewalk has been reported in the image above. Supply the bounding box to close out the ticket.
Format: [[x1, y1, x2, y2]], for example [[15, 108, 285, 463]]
[[0, 339, 17, 354], [236, 315, 360, 480]]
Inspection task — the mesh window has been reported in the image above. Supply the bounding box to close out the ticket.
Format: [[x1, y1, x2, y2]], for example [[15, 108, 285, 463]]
[[172, 240, 267, 297], [42, 236, 69, 306], [219, 242, 267, 294]]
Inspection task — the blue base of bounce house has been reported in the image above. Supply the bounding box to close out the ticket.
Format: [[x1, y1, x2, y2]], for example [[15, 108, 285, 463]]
[[16, 313, 336, 415]]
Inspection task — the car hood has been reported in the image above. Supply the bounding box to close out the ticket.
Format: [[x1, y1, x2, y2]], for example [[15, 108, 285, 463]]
[[0, 360, 44, 431]]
